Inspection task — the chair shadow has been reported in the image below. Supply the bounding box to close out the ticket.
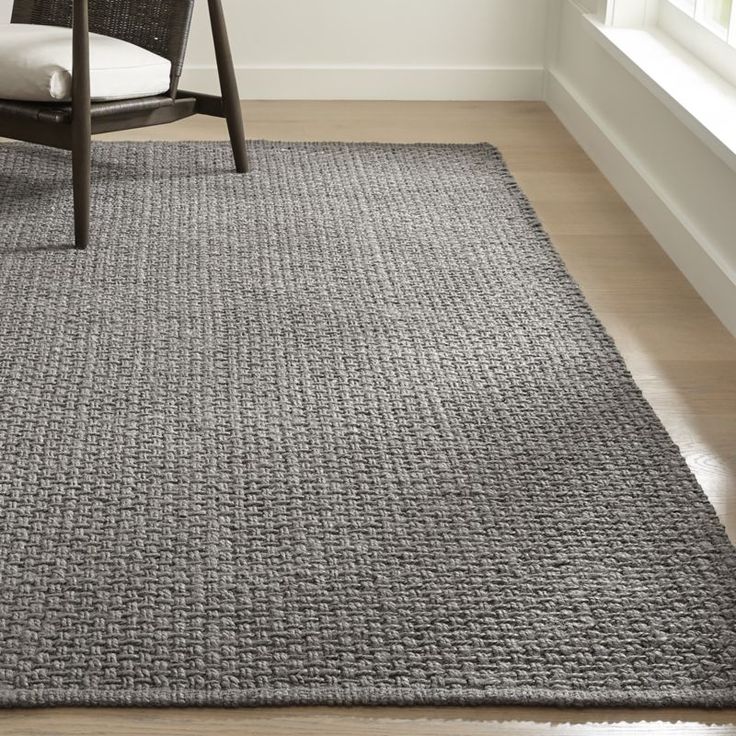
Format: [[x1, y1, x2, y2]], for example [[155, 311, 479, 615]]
[[0, 242, 79, 255], [0, 142, 242, 255], [1, 141, 237, 184]]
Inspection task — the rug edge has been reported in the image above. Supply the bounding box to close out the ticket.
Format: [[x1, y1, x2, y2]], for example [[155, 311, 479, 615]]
[[2, 686, 736, 709]]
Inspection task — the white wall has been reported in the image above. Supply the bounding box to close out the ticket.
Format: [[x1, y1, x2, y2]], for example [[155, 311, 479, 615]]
[[0, 0, 549, 100], [184, 0, 548, 99], [545, 0, 736, 336]]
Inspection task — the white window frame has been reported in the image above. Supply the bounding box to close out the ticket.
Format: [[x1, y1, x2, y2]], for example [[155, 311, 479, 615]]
[[600, 0, 736, 87], [667, 0, 736, 44], [600, 0, 659, 27], [589, 0, 736, 173], [659, 0, 736, 86]]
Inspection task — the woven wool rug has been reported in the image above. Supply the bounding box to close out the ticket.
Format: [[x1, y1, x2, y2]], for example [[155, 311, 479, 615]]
[[0, 141, 734, 709]]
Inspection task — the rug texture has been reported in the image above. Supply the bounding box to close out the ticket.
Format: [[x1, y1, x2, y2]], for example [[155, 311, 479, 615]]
[[0, 141, 734, 708]]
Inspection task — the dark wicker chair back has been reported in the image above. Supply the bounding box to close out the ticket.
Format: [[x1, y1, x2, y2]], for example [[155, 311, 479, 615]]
[[11, 0, 195, 91]]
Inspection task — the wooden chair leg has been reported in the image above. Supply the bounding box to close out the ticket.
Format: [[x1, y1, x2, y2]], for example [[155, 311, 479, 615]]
[[72, 137, 91, 249], [208, 0, 248, 173], [72, 0, 92, 249]]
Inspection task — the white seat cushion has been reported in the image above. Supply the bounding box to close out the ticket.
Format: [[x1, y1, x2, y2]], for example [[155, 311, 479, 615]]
[[0, 24, 172, 102]]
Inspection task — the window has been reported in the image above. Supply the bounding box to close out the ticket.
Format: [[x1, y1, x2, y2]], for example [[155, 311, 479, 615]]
[[666, 0, 736, 44], [601, 0, 736, 87], [659, 0, 736, 86], [591, 0, 736, 171]]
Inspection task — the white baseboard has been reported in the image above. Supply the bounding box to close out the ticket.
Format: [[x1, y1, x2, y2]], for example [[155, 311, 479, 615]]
[[546, 69, 736, 337], [178, 66, 545, 101]]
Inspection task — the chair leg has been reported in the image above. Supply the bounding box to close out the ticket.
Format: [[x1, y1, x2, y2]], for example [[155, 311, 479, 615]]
[[72, 137, 91, 249], [71, 0, 92, 249], [208, 0, 248, 173]]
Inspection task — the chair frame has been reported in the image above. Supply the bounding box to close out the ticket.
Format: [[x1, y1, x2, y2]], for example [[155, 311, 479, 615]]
[[0, 0, 248, 249]]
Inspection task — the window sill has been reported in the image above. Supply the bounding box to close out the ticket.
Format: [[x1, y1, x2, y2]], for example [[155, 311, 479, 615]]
[[585, 14, 736, 174]]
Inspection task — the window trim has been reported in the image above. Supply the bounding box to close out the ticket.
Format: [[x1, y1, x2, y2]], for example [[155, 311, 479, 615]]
[[659, 0, 736, 86], [599, 0, 736, 87], [602, 0, 659, 27], [603, 0, 736, 44], [586, 3, 736, 174]]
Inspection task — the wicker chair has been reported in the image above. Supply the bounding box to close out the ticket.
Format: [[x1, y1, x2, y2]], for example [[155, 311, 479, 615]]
[[0, 0, 247, 249]]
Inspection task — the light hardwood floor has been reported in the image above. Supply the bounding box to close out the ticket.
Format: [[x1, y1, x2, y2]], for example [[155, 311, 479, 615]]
[[2, 101, 735, 736]]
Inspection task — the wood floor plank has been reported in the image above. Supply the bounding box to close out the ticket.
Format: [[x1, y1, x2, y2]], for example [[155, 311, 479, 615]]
[[533, 201, 651, 237], [2, 707, 736, 736], [1, 100, 734, 735]]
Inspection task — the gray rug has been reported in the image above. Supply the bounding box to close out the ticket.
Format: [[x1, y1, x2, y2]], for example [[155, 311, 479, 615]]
[[0, 141, 734, 709]]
